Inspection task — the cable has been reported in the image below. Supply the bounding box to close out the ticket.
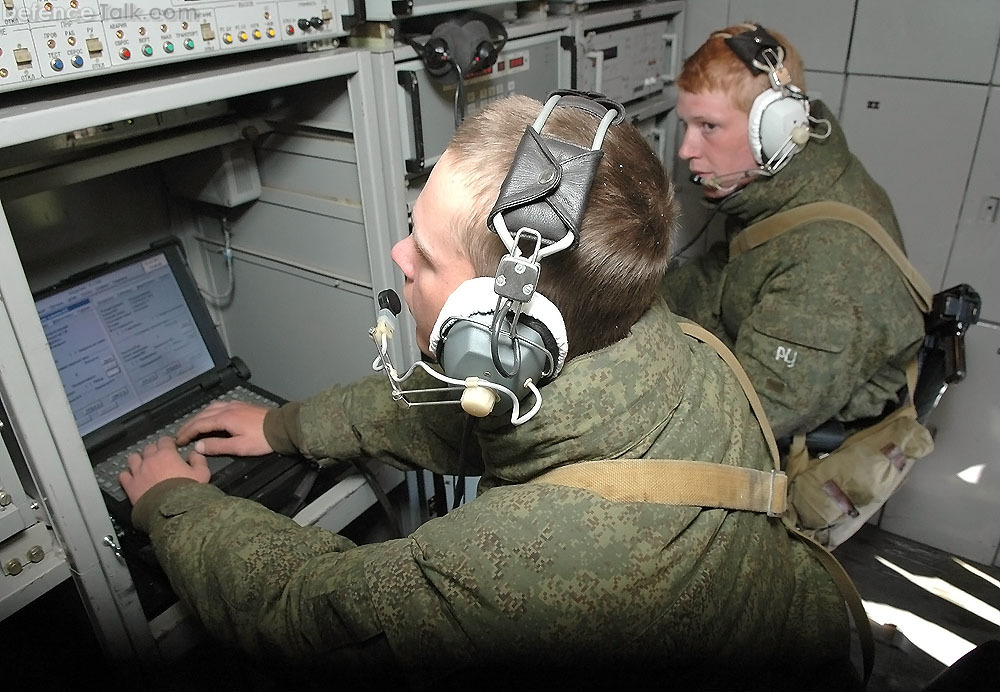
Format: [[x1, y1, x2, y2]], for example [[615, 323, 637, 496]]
[[669, 188, 744, 261], [453, 63, 466, 128], [351, 458, 405, 539], [199, 216, 235, 306], [451, 415, 479, 510]]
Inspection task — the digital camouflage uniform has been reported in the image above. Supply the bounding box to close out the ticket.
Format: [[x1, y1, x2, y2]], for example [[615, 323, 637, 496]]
[[132, 297, 855, 689], [661, 101, 925, 441]]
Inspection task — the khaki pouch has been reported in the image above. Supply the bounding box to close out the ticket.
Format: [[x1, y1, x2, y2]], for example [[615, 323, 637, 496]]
[[787, 402, 934, 549]]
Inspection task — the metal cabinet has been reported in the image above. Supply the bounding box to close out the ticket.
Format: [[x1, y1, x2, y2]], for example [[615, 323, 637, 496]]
[[0, 47, 404, 671]]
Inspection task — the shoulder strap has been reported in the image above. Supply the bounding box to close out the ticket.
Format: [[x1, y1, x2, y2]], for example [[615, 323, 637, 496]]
[[729, 200, 933, 313], [678, 322, 782, 468], [528, 319, 874, 684], [534, 458, 786, 516]]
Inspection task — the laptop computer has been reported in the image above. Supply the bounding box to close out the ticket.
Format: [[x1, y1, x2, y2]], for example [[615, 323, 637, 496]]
[[33, 237, 335, 615]]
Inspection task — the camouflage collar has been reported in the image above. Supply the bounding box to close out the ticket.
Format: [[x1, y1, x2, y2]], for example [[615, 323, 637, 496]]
[[476, 297, 693, 484]]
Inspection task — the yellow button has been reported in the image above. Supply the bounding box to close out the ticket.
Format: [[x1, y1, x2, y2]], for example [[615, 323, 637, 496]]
[[223, 33, 233, 44]]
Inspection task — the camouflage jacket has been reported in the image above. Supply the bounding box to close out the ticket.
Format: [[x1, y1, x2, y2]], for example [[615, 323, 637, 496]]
[[133, 297, 853, 688], [661, 101, 926, 441]]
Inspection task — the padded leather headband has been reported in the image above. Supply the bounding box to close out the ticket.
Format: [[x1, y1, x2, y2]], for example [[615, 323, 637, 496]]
[[724, 25, 783, 76], [487, 90, 625, 252]]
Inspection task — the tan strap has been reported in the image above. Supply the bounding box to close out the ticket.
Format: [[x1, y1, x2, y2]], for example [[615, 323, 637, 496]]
[[678, 321, 782, 470], [729, 201, 933, 313], [526, 319, 874, 684], [785, 520, 875, 684], [905, 357, 918, 401], [531, 458, 787, 516]]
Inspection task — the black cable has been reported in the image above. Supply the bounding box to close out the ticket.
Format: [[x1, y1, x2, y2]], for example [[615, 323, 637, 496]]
[[278, 467, 319, 517], [453, 64, 466, 128], [432, 472, 449, 517], [490, 299, 520, 378], [670, 187, 744, 261], [670, 207, 719, 260], [351, 458, 405, 538], [451, 415, 479, 510]]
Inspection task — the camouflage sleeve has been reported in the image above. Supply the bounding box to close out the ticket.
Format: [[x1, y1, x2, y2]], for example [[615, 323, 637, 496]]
[[659, 241, 728, 339], [729, 224, 886, 439], [281, 370, 480, 477], [138, 481, 405, 671]]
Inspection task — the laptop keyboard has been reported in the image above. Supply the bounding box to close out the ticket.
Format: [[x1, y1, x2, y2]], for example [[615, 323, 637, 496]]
[[94, 385, 278, 502]]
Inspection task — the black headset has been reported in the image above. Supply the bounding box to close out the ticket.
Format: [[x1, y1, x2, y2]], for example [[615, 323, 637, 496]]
[[723, 24, 813, 173], [429, 91, 625, 417], [406, 11, 508, 82]]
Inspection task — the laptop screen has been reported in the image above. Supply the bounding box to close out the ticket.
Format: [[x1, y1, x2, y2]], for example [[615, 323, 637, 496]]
[[34, 242, 223, 438]]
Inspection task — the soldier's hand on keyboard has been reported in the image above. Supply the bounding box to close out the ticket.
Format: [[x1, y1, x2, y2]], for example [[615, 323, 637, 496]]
[[119, 436, 211, 505], [175, 401, 273, 458]]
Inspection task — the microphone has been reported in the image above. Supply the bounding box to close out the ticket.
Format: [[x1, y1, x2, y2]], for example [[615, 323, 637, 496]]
[[689, 168, 766, 192]]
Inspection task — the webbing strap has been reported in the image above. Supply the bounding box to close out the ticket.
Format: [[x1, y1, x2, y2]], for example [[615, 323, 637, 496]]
[[786, 521, 876, 685], [531, 458, 787, 516], [678, 321, 781, 470], [527, 321, 873, 685], [729, 201, 933, 313]]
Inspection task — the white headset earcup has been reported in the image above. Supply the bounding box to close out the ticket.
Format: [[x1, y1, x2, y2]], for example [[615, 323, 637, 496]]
[[748, 89, 811, 167]]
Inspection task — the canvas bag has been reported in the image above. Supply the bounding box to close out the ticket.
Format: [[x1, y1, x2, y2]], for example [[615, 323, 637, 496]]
[[730, 201, 936, 549]]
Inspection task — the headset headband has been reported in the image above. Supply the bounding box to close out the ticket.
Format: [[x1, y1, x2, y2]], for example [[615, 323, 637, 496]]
[[724, 25, 784, 74], [487, 90, 625, 258]]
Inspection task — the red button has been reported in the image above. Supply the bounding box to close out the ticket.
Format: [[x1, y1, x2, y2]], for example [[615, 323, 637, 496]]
[[120, 48, 131, 60]]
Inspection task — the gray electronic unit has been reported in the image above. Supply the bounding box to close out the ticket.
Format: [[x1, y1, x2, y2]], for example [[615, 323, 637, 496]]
[[392, 21, 565, 177], [562, 0, 684, 107]]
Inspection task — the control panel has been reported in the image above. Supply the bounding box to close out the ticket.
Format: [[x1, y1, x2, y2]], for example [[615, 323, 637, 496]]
[[566, 0, 683, 106], [0, 0, 360, 93]]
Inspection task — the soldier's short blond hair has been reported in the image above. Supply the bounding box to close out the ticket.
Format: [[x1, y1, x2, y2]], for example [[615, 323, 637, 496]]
[[443, 94, 678, 360]]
